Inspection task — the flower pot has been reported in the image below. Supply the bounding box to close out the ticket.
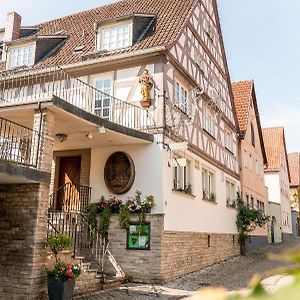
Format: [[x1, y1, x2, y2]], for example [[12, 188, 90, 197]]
[[47, 276, 75, 300], [140, 99, 151, 108]]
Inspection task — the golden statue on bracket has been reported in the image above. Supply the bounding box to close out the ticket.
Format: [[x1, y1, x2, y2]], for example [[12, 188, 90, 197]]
[[139, 69, 153, 108]]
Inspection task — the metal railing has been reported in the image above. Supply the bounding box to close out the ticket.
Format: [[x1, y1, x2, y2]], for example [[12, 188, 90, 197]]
[[0, 66, 156, 132], [0, 116, 40, 167], [49, 182, 91, 213]]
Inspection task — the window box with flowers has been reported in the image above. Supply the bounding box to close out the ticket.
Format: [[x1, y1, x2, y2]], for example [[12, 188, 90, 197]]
[[203, 190, 217, 203], [226, 198, 237, 209]]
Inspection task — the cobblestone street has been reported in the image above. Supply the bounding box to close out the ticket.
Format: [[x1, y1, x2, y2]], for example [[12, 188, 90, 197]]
[[75, 239, 300, 299]]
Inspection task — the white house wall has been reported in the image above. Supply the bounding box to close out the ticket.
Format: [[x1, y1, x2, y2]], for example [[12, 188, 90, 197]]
[[279, 151, 292, 234], [89, 143, 164, 214], [163, 143, 239, 233]]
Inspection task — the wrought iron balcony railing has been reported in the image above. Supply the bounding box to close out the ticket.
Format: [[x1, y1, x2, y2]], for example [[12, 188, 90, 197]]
[[0, 117, 40, 168], [0, 66, 156, 132]]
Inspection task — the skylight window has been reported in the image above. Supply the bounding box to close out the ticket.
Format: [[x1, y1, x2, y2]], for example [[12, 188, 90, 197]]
[[8, 44, 35, 69], [97, 21, 132, 51]]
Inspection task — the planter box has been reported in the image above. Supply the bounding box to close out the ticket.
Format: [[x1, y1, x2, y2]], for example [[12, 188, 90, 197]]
[[48, 276, 75, 300]]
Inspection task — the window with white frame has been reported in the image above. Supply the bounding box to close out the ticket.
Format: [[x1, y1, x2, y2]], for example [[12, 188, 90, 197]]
[[173, 157, 192, 194], [203, 109, 215, 137], [94, 78, 112, 119], [97, 21, 132, 51], [226, 180, 236, 207], [8, 44, 35, 69], [202, 168, 215, 201], [225, 129, 234, 152], [175, 81, 189, 113]]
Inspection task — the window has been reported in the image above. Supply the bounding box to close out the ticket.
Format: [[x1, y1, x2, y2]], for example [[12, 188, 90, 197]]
[[8, 44, 34, 68], [250, 196, 254, 208], [244, 150, 248, 168], [94, 78, 112, 119], [246, 194, 249, 205], [202, 168, 215, 200], [257, 200, 265, 213], [226, 180, 236, 207], [251, 122, 255, 147], [173, 158, 192, 194], [98, 21, 132, 51], [175, 81, 189, 113], [225, 129, 233, 152], [203, 110, 215, 137]]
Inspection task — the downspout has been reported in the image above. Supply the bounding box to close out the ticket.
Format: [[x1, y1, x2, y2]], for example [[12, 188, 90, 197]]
[[35, 101, 43, 168]]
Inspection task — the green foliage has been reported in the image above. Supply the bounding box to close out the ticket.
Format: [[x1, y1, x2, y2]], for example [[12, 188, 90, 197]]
[[86, 202, 98, 230], [45, 234, 72, 262], [119, 203, 131, 230], [45, 234, 81, 281], [99, 207, 111, 235], [119, 191, 155, 230], [236, 193, 269, 247]]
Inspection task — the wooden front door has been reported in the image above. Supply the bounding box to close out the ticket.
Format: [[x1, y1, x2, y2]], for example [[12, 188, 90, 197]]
[[57, 156, 81, 211]]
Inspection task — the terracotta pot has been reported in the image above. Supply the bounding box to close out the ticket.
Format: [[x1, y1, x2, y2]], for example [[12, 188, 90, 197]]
[[140, 99, 151, 108]]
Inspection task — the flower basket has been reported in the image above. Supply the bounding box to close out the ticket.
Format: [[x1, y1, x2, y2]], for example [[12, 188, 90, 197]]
[[47, 276, 75, 300]]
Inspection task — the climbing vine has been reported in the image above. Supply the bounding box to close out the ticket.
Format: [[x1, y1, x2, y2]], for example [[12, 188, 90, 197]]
[[236, 193, 269, 255]]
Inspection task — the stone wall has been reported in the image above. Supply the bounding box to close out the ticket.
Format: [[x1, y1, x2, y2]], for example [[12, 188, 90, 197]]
[[0, 183, 50, 300], [161, 231, 240, 282], [245, 235, 269, 253], [105, 214, 164, 283], [103, 215, 240, 284]]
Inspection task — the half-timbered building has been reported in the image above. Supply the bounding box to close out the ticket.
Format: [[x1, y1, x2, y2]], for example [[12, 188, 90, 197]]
[[0, 0, 240, 297]]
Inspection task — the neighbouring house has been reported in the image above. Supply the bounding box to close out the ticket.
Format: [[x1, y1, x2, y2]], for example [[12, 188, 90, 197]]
[[232, 80, 269, 252], [288, 153, 300, 236], [263, 127, 292, 243], [0, 0, 241, 298]]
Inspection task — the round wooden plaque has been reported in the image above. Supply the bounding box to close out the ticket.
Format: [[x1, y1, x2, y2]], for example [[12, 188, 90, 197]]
[[104, 151, 135, 194]]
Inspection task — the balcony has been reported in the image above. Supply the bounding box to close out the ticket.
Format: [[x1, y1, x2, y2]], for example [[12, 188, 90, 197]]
[[0, 116, 50, 183], [0, 66, 156, 133]]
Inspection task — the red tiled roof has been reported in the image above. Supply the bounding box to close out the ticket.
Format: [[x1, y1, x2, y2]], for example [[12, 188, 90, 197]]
[[288, 153, 300, 187], [0, 0, 196, 71], [263, 127, 290, 181], [231, 80, 253, 134], [232, 80, 268, 165]]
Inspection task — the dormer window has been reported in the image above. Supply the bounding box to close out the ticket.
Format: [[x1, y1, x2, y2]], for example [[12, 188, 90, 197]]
[[8, 43, 35, 69], [97, 21, 132, 51]]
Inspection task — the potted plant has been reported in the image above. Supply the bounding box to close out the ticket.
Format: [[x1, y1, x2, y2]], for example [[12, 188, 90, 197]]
[[210, 192, 216, 202], [45, 234, 81, 300]]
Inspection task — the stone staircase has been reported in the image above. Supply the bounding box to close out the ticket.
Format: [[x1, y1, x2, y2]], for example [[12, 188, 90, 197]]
[[74, 255, 127, 296], [47, 205, 127, 295]]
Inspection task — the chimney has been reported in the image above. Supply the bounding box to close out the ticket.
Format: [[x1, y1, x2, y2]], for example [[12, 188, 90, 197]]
[[3, 12, 21, 42]]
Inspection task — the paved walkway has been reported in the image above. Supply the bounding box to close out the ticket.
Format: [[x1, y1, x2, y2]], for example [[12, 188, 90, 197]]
[[75, 239, 300, 300]]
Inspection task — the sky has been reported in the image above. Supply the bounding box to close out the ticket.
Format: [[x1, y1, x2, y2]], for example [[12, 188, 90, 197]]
[[0, 0, 299, 152]]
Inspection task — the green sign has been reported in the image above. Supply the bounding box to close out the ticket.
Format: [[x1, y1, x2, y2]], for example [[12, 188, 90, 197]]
[[127, 223, 150, 250]]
